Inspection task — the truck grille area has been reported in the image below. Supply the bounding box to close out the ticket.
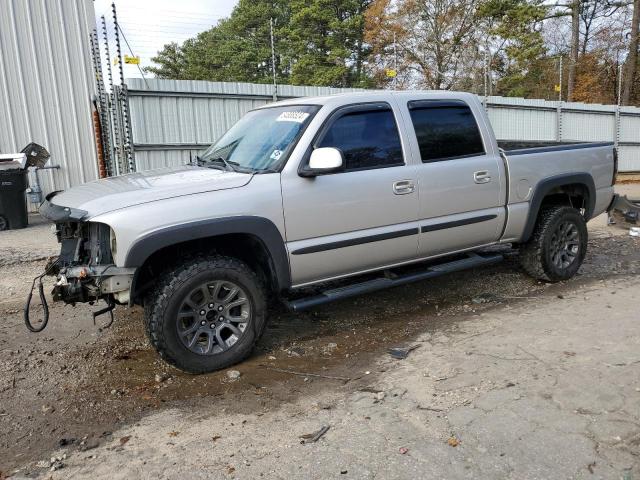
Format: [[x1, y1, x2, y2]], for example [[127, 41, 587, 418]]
[[55, 221, 113, 268]]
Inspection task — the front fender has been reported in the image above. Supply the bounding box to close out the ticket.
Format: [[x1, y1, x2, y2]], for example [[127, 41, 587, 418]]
[[124, 216, 291, 292]]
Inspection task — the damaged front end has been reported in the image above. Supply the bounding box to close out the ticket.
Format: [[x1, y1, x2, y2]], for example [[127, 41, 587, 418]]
[[40, 194, 135, 307]]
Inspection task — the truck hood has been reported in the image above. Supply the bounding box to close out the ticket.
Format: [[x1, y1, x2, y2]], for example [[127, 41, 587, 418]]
[[49, 165, 252, 218]]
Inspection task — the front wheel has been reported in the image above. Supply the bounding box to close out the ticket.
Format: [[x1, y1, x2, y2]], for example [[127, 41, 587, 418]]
[[145, 256, 267, 374], [519, 205, 588, 282]]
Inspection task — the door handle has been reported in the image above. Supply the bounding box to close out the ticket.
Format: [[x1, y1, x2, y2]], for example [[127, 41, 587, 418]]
[[393, 180, 415, 195], [473, 170, 491, 184]]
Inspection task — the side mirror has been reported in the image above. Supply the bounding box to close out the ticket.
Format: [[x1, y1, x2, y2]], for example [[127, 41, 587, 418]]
[[300, 147, 344, 177]]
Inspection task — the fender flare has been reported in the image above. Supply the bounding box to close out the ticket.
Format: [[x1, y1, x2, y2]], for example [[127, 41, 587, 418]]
[[521, 173, 596, 243], [125, 216, 291, 297]]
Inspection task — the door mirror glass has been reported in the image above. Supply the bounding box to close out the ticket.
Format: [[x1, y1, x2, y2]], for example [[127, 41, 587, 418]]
[[303, 147, 343, 176]]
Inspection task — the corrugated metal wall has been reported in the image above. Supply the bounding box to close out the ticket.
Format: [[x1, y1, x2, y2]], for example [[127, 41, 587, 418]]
[[127, 79, 640, 173], [0, 0, 98, 202], [126, 78, 367, 171], [485, 97, 640, 171]]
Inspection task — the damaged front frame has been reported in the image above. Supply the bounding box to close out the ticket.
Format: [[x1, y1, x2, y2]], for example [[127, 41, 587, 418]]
[[53, 265, 136, 305]]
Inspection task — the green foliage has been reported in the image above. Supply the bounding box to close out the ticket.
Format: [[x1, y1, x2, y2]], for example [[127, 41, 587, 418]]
[[146, 0, 374, 88], [477, 0, 548, 97]]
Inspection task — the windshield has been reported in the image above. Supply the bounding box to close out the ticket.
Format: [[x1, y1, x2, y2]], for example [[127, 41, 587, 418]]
[[199, 105, 320, 172]]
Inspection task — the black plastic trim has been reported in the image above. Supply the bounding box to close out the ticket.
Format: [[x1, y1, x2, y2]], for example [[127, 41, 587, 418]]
[[407, 99, 470, 110], [421, 214, 498, 233], [291, 227, 419, 255], [505, 142, 614, 156], [521, 172, 596, 242], [39, 192, 88, 222], [125, 216, 291, 291]]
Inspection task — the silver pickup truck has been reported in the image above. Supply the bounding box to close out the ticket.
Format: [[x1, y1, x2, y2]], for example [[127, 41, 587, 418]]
[[37, 91, 616, 373]]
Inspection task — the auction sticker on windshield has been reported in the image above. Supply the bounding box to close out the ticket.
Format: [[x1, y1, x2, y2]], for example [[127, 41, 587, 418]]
[[276, 111, 310, 123]]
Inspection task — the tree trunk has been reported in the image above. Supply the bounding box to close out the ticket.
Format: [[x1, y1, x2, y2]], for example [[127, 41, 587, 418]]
[[567, 0, 581, 101], [622, 0, 640, 106]]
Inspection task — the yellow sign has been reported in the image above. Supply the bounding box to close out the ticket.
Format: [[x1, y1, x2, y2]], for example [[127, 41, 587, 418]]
[[124, 55, 140, 65], [554, 84, 561, 92], [385, 68, 397, 78]]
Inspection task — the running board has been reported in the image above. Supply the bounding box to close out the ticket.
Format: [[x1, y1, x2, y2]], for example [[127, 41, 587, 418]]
[[284, 252, 503, 312]]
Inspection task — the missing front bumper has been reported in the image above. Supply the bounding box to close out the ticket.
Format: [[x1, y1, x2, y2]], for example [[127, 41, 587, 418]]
[[52, 265, 136, 305]]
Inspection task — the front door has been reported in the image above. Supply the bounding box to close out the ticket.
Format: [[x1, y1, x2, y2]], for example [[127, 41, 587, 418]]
[[281, 102, 420, 287]]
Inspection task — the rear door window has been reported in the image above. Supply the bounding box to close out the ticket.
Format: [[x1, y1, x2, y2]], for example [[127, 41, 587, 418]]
[[408, 101, 485, 162], [317, 106, 404, 171]]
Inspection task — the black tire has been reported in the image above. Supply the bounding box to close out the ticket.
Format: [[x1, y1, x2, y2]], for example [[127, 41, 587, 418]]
[[0, 215, 8, 231], [144, 255, 267, 374], [520, 205, 588, 282]]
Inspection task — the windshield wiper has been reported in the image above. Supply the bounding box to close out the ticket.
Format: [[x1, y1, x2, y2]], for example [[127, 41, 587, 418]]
[[196, 155, 239, 172]]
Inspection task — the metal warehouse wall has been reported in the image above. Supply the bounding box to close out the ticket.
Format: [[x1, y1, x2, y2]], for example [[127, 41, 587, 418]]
[[127, 78, 640, 173], [126, 78, 366, 171], [485, 96, 640, 172], [0, 0, 99, 200]]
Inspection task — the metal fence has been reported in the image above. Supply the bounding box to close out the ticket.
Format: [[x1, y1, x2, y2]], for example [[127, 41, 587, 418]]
[[124, 78, 640, 173]]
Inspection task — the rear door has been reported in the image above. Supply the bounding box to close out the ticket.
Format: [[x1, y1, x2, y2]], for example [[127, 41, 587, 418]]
[[402, 99, 505, 257], [281, 102, 420, 287]]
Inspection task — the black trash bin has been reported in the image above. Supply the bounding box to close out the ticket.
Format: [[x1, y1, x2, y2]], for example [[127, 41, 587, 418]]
[[0, 165, 29, 231], [0, 144, 50, 231]]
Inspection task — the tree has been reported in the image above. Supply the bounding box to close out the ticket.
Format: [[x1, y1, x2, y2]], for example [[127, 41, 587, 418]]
[[146, 0, 373, 88], [145, 43, 187, 79], [271, 0, 374, 87], [477, 0, 548, 96], [567, 0, 581, 100], [365, 0, 482, 90], [146, 0, 291, 84], [622, 0, 640, 104]]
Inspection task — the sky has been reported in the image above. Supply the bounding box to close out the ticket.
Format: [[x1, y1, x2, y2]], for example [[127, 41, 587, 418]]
[[93, 0, 239, 80]]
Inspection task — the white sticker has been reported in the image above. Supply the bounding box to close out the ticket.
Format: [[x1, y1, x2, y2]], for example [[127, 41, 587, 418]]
[[270, 149, 283, 160], [276, 111, 310, 123]]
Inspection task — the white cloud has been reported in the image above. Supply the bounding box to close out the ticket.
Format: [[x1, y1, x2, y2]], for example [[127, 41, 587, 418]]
[[93, 0, 238, 80]]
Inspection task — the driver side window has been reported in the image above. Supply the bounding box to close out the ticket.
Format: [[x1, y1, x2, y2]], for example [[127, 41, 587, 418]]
[[317, 107, 404, 171]]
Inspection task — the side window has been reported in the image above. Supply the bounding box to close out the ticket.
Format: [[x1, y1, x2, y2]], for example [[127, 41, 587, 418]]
[[317, 107, 404, 171], [408, 102, 485, 162]]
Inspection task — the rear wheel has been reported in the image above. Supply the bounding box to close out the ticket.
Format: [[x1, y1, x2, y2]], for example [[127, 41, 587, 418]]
[[145, 255, 267, 373], [520, 206, 588, 282], [0, 215, 8, 231]]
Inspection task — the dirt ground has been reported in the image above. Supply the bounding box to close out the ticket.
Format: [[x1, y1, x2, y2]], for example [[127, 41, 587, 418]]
[[1, 185, 639, 479]]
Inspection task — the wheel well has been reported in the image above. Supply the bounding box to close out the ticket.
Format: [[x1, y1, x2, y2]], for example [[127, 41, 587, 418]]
[[539, 183, 589, 214], [132, 233, 280, 304]]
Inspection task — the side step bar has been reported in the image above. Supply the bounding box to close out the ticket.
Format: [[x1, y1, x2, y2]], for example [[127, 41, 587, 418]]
[[284, 252, 503, 312]]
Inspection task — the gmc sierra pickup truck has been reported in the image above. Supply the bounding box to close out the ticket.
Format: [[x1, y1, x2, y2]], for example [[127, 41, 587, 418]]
[[37, 91, 617, 373]]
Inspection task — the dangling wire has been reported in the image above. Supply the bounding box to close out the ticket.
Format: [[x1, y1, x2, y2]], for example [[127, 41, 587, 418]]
[[24, 259, 58, 332]]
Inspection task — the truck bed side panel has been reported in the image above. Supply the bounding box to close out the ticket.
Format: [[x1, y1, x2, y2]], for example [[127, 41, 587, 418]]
[[503, 143, 615, 242]]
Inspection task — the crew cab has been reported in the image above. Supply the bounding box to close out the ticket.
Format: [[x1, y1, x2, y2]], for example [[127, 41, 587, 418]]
[[38, 91, 616, 373]]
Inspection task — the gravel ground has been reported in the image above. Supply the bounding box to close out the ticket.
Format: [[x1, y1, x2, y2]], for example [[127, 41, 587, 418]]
[[1, 186, 639, 479]]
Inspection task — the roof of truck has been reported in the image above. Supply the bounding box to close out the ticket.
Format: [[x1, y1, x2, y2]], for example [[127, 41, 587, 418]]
[[258, 90, 478, 108]]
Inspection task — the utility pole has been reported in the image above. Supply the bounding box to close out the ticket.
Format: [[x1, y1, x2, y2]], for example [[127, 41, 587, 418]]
[[618, 63, 623, 106], [558, 55, 563, 101], [270, 17, 277, 102], [393, 31, 398, 90], [567, 0, 580, 101]]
